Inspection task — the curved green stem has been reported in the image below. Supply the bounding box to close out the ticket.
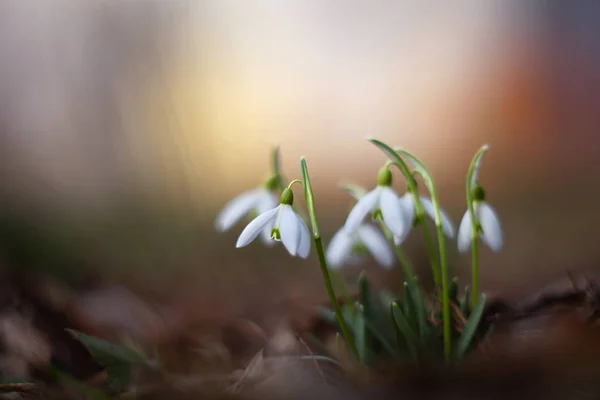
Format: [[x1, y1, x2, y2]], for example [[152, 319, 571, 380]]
[[300, 157, 358, 360], [434, 210, 450, 363], [271, 145, 287, 193], [465, 145, 489, 307], [368, 138, 451, 364], [329, 268, 353, 308], [366, 140, 441, 287], [417, 218, 441, 286]]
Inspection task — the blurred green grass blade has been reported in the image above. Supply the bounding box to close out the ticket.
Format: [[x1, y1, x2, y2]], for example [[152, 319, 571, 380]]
[[67, 329, 157, 392], [391, 302, 419, 360], [456, 294, 487, 360], [67, 329, 149, 367], [402, 282, 415, 324], [354, 304, 368, 364], [358, 307, 397, 358], [460, 285, 472, 317], [404, 278, 428, 343], [315, 305, 355, 333], [449, 277, 459, 304], [380, 290, 396, 309]]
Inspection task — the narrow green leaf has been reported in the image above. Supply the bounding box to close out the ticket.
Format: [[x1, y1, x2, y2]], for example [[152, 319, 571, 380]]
[[394, 149, 435, 194], [67, 330, 148, 367], [403, 278, 428, 343], [105, 365, 133, 392], [300, 157, 319, 238], [391, 302, 419, 361], [366, 138, 416, 187], [315, 306, 356, 335], [456, 294, 487, 360], [466, 144, 489, 190], [449, 277, 459, 304], [460, 285, 471, 317], [379, 290, 396, 310], [358, 273, 373, 318], [353, 304, 368, 364], [359, 308, 397, 358], [400, 289, 412, 341]]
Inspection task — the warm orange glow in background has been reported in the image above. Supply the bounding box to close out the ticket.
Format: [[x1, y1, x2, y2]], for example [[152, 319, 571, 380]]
[[2, 2, 600, 314]]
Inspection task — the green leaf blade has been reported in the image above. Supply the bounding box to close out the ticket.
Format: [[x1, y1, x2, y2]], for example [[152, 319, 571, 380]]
[[456, 294, 487, 360]]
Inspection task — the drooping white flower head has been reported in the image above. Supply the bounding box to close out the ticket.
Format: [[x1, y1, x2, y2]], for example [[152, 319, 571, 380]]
[[393, 191, 455, 246], [215, 176, 279, 245], [457, 185, 503, 253], [343, 167, 409, 239], [327, 223, 395, 269], [236, 187, 311, 258]]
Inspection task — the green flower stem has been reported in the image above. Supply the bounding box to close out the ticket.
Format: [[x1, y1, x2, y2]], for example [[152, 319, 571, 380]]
[[393, 246, 416, 281], [471, 238, 479, 308], [434, 209, 450, 364], [380, 153, 441, 287], [465, 145, 489, 308], [416, 216, 441, 287], [330, 268, 353, 308], [368, 139, 451, 364], [396, 149, 450, 364], [300, 157, 359, 360], [378, 221, 416, 280], [271, 145, 287, 193]]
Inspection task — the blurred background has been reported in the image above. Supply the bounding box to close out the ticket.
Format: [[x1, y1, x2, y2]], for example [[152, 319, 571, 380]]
[[1, 1, 600, 326]]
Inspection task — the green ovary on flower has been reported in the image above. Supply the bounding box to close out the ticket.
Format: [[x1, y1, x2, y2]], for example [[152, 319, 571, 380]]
[[279, 187, 294, 205], [377, 167, 393, 186]]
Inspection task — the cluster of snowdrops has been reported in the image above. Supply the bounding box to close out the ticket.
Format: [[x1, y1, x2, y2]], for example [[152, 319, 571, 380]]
[[215, 138, 503, 365]]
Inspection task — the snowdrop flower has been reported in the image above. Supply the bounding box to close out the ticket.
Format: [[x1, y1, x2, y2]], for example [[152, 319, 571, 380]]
[[327, 223, 395, 269], [394, 191, 455, 245], [215, 176, 279, 245], [344, 167, 409, 239], [457, 185, 502, 252], [236, 187, 311, 258]]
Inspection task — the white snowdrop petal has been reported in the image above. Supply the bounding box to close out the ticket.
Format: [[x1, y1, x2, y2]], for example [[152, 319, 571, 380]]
[[296, 214, 311, 259], [478, 202, 503, 252], [236, 207, 279, 248], [393, 234, 404, 247], [420, 196, 436, 222], [440, 209, 455, 238], [326, 228, 355, 269], [259, 223, 276, 246], [215, 188, 262, 231], [392, 225, 412, 247], [457, 210, 473, 253], [257, 191, 278, 213], [421, 197, 455, 238], [258, 191, 278, 246], [401, 193, 416, 225], [279, 205, 301, 256], [358, 225, 395, 269], [380, 187, 408, 238], [344, 188, 380, 233]]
